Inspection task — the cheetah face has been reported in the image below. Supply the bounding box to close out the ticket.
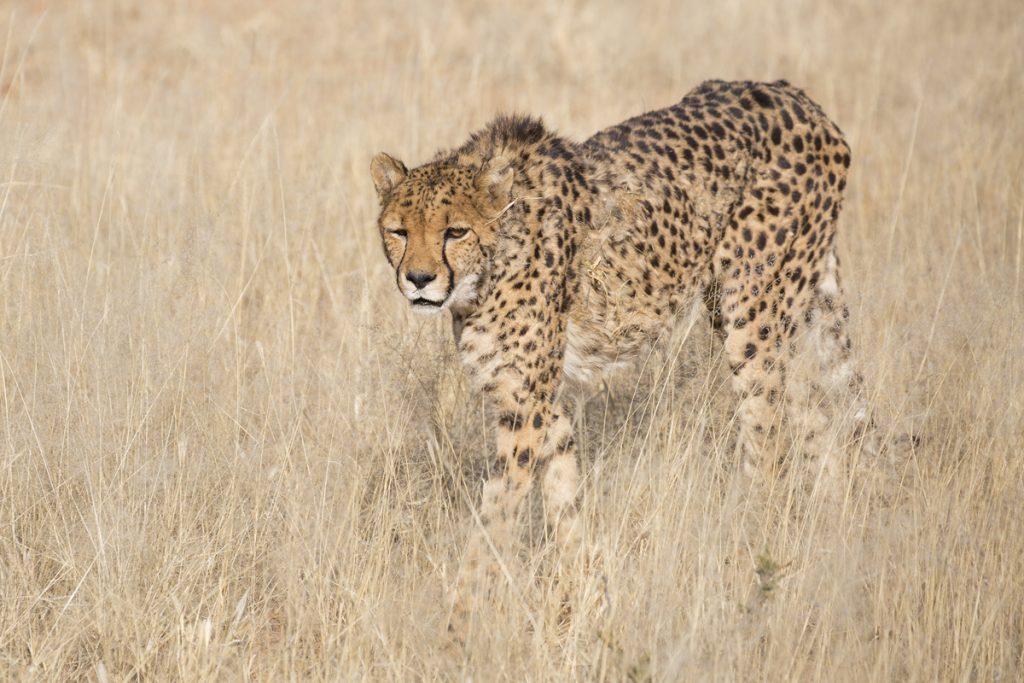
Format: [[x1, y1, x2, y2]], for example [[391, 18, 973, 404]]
[[370, 153, 512, 315]]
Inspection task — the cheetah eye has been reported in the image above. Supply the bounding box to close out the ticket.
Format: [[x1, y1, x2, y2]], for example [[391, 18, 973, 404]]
[[445, 227, 469, 240], [386, 228, 407, 238]]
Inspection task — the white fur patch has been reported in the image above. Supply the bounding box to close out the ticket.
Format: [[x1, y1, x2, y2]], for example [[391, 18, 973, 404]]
[[818, 252, 840, 297], [446, 274, 480, 309]]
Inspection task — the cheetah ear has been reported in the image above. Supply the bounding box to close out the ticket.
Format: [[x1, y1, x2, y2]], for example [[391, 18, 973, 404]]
[[370, 153, 408, 199], [474, 156, 514, 215]]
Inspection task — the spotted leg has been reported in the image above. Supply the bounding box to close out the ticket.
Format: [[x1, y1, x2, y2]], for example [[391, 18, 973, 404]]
[[798, 248, 881, 458], [541, 408, 581, 554], [446, 365, 567, 647], [720, 296, 788, 473]]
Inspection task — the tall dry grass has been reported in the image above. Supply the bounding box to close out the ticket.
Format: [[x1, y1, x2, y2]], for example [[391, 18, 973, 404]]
[[1, 0, 1022, 680]]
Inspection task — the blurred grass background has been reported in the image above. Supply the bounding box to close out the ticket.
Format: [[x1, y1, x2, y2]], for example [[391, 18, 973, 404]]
[[0, 0, 1021, 679]]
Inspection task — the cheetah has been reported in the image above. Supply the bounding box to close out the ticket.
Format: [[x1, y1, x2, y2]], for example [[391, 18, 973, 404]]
[[371, 80, 871, 644]]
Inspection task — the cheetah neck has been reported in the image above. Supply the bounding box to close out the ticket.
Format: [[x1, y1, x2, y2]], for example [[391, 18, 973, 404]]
[[445, 115, 595, 320]]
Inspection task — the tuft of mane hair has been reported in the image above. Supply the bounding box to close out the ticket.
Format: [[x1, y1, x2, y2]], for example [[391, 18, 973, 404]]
[[449, 114, 565, 168]]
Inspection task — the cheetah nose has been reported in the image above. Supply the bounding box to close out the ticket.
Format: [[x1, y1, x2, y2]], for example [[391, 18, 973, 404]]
[[405, 271, 436, 289]]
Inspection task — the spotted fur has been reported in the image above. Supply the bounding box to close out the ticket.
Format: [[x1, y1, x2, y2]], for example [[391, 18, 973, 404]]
[[371, 79, 870, 644]]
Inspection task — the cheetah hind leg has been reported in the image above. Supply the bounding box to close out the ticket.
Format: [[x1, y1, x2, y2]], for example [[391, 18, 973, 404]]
[[717, 299, 789, 479], [810, 256, 921, 462], [788, 250, 899, 491]]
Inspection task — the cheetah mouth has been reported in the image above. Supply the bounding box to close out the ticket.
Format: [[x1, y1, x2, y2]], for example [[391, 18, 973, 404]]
[[410, 297, 445, 308]]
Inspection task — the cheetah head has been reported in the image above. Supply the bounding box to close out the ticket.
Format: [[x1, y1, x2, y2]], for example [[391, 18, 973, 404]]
[[370, 152, 512, 315]]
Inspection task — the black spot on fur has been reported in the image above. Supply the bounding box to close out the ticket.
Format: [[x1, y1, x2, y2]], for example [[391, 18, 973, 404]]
[[751, 89, 774, 108], [499, 412, 524, 431]]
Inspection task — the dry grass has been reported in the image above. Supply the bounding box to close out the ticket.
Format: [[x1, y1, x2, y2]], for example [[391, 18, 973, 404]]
[[1, 0, 1022, 680]]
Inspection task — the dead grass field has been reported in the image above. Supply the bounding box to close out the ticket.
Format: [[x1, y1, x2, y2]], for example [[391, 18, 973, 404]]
[[1, 0, 1022, 680]]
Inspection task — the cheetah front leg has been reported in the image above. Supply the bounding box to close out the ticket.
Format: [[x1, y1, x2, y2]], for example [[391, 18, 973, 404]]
[[447, 385, 561, 649], [541, 408, 581, 553]]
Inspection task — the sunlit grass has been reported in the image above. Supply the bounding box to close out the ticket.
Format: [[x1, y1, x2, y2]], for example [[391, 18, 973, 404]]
[[0, 0, 1021, 679]]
